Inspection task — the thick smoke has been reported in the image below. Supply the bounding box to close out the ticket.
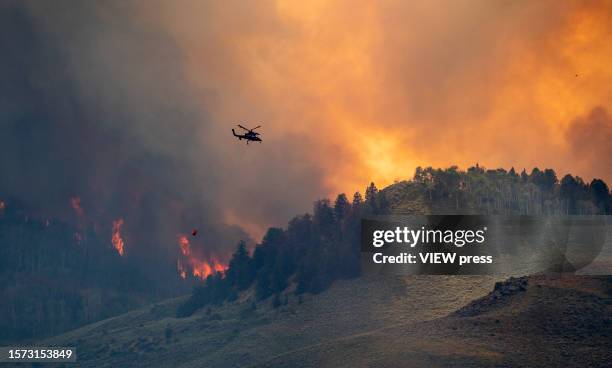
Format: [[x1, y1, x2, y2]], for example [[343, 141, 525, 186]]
[[2, 0, 611, 259], [566, 107, 612, 180], [143, 0, 612, 192], [0, 1, 253, 262]]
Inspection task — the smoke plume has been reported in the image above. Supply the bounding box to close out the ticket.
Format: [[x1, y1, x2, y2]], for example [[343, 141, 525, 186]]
[[1, 0, 611, 253]]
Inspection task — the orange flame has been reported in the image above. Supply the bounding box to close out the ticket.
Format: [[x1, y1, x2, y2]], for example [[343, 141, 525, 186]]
[[70, 197, 84, 217], [176, 234, 227, 280], [178, 235, 191, 256], [112, 218, 125, 256], [192, 257, 226, 279]]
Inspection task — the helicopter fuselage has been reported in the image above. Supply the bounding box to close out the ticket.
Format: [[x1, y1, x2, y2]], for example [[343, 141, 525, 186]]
[[232, 129, 262, 143]]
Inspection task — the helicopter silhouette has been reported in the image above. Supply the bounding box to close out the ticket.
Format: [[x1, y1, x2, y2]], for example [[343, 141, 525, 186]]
[[232, 124, 262, 144]]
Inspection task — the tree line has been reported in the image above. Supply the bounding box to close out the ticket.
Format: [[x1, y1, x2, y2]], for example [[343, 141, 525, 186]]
[[178, 165, 611, 317], [0, 202, 185, 343]]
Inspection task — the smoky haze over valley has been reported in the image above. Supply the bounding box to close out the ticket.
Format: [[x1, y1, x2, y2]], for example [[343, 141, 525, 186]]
[[1, 0, 612, 257]]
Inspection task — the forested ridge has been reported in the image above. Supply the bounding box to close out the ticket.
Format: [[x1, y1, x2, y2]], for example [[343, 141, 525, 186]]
[[177, 165, 612, 316], [1, 165, 610, 339], [0, 204, 186, 343]]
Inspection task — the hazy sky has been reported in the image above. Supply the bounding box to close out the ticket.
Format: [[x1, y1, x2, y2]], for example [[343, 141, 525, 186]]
[[2, 0, 611, 248], [151, 0, 612, 235]]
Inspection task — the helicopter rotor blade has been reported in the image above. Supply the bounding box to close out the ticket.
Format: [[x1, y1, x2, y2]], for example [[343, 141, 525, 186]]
[[237, 124, 249, 131], [251, 125, 261, 130]]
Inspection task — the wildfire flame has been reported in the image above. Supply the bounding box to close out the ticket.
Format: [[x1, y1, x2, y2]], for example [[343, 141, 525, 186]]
[[70, 197, 84, 217], [112, 218, 125, 256], [179, 235, 191, 256], [176, 234, 226, 280]]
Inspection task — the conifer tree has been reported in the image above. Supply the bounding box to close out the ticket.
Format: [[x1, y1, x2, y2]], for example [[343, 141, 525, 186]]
[[334, 193, 350, 222]]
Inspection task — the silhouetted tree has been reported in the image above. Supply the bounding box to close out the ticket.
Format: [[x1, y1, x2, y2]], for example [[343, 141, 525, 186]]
[[226, 241, 254, 291], [365, 182, 378, 202], [413, 166, 424, 182], [590, 179, 610, 213], [313, 199, 335, 240], [365, 182, 378, 213], [352, 192, 363, 209], [560, 174, 579, 214], [520, 169, 529, 182], [334, 193, 350, 222]]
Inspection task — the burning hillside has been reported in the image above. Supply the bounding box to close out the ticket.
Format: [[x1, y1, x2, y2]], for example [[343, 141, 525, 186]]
[[177, 234, 227, 280]]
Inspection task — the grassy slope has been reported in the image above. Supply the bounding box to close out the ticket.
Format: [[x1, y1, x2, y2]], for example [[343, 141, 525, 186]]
[[41, 274, 611, 368], [41, 275, 499, 367], [257, 275, 612, 368]]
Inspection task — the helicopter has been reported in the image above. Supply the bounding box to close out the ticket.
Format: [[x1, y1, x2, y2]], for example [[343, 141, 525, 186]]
[[232, 124, 262, 144]]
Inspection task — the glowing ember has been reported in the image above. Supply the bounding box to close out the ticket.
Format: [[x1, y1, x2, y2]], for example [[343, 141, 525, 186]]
[[177, 259, 187, 279], [70, 197, 84, 216], [176, 234, 227, 280], [178, 235, 190, 256], [112, 218, 125, 256]]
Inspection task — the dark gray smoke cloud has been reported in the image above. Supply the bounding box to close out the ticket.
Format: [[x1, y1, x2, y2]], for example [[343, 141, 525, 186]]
[[0, 1, 271, 261]]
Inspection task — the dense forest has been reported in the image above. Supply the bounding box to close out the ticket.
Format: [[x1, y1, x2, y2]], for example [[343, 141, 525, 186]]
[[1, 165, 610, 339], [0, 202, 187, 343], [177, 165, 612, 317]]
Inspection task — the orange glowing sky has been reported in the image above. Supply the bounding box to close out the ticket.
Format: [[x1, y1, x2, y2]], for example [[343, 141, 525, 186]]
[[135, 0, 612, 238], [150, 1, 610, 183]]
